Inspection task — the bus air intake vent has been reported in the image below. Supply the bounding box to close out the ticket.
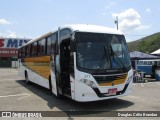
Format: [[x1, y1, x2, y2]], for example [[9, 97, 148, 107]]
[[93, 74, 127, 86]]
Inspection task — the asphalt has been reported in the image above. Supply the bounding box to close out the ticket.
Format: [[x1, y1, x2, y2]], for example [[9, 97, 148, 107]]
[[0, 68, 160, 120]]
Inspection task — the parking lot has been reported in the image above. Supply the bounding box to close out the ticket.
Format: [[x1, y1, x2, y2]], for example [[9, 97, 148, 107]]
[[0, 68, 160, 119]]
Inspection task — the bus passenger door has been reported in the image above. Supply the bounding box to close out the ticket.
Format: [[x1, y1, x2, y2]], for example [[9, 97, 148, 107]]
[[50, 38, 61, 96], [59, 39, 71, 96]]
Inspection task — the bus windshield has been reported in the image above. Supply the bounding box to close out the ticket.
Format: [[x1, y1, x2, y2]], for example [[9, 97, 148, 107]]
[[75, 32, 131, 72]]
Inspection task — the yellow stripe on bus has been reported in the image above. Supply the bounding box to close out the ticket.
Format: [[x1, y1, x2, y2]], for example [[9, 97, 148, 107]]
[[24, 56, 51, 80], [98, 74, 127, 86]]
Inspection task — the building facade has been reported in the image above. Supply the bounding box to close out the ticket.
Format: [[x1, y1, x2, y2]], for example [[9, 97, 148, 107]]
[[0, 38, 30, 67]]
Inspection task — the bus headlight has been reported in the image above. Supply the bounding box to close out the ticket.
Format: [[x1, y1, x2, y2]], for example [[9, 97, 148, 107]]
[[80, 79, 94, 86], [126, 76, 133, 84]]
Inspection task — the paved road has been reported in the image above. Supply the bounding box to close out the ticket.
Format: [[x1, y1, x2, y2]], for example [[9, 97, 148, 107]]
[[0, 68, 160, 119]]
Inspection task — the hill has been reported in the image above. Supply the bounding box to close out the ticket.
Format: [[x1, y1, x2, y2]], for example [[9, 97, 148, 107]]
[[127, 32, 160, 53]]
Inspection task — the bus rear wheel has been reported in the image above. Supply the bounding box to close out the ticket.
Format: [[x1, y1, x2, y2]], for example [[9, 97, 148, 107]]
[[49, 76, 52, 92], [25, 71, 31, 85]]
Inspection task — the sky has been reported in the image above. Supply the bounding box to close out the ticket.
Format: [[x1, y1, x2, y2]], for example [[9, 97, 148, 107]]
[[0, 0, 159, 42]]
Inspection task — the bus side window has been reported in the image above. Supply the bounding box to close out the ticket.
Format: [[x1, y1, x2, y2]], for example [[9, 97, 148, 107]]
[[144, 61, 147, 65], [31, 43, 34, 56], [140, 61, 142, 65], [22, 47, 25, 58], [46, 33, 57, 55], [38, 40, 41, 55], [138, 61, 143, 65], [142, 61, 144, 65], [25, 46, 27, 57], [38, 39, 46, 56], [148, 61, 152, 65], [31, 42, 37, 56], [30, 44, 33, 57], [152, 61, 155, 66], [26, 45, 31, 57], [60, 29, 71, 38], [51, 33, 57, 53], [47, 37, 51, 55]]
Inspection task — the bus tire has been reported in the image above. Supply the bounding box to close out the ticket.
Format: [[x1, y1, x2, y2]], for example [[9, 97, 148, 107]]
[[49, 76, 52, 92], [25, 71, 30, 85]]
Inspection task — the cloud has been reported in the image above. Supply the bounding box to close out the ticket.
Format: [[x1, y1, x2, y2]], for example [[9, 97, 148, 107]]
[[109, 2, 117, 6], [0, 18, 11, 25], [6, 30, 17, 38], [112, 8, 140, 21], [112, 8, 151, 32], [135, 25, 151, 31], [0, 30, 19, 38], [146, 8, 151, 13], [101, 12, 106, 16], [102, 2, 117, 16], [105, 2, 117, 9]]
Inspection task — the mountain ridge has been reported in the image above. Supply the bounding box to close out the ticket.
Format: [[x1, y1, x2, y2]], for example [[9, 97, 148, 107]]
[[127, 32, 160, 53]]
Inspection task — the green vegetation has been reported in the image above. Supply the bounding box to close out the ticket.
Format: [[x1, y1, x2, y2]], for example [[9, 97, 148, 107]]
[[127, 32, 160, 53]]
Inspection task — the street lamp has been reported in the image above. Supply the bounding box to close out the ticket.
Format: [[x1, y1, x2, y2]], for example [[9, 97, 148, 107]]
[[114, 16, 118, 30]]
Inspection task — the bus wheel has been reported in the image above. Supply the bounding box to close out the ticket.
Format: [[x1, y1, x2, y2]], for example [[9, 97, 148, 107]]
[[25, 71, 30, 85], [49, 76, 52, 92], [55, 72, 62, 99]]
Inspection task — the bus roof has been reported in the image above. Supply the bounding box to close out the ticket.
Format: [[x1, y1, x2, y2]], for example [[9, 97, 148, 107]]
[[19, 24, 123, 49], [19, 32, 53, 48], [61, 24, 123, 35]]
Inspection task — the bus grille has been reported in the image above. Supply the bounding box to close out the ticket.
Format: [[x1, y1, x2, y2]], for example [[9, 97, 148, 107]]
[[93, 74, 127, 86]]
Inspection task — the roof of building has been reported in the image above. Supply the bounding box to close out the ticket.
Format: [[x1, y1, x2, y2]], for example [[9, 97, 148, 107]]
[[130, 51, 160, 60], [151, 49, 160, 54]]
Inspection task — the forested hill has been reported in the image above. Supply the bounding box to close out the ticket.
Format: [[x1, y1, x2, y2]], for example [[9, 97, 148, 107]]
[[127, 32, 160, 53]]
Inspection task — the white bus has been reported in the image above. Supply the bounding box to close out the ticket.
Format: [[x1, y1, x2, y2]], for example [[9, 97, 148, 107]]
[[18, 24, 133, 102]]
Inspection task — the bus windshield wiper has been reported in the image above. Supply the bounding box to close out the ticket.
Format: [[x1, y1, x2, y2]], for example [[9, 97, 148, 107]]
[[103, 45, 110, 63], [110, 45, 127, 71]]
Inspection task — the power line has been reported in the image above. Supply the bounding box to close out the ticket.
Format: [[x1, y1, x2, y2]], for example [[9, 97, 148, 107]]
[[124, 34, 149, 37]]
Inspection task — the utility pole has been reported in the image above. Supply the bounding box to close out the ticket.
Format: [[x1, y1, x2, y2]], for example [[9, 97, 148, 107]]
[[114, 16, 118, 30]]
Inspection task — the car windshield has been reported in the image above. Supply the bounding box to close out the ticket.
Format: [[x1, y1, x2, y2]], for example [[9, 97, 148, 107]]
[[75, 32, 131, 71]]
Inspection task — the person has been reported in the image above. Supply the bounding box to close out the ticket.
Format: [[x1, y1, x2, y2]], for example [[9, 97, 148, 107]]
[[78, 42, 96, 69], [152, 62, 157, 78], [133, 70, 141, 82]]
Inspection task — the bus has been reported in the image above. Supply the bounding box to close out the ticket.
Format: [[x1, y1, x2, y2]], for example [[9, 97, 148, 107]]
[[137, 59, 160, 78], [18, 24, 133, 102]]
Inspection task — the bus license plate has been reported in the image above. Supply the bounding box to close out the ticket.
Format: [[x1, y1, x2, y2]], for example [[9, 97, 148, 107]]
[[108, 88, 117, 95]]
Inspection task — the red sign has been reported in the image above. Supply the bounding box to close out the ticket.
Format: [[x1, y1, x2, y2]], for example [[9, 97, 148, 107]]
[[0, 38, 29, 57], [0, 38, 28, 48], [0, 48, 18, 57]]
